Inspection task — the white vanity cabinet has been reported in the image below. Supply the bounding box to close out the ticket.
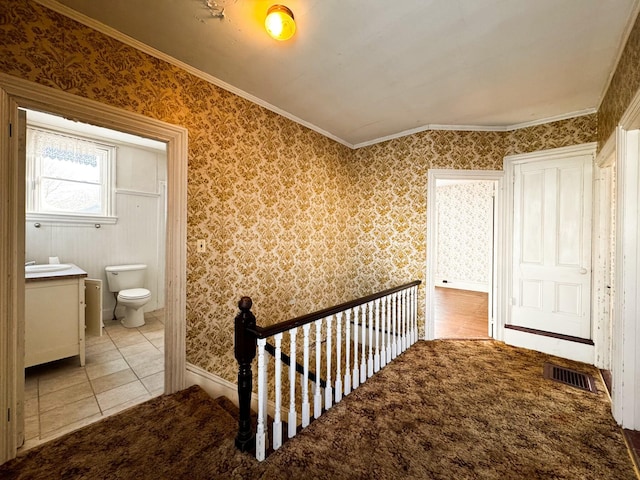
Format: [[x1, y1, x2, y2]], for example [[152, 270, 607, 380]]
[[25, 266, 87, 368]]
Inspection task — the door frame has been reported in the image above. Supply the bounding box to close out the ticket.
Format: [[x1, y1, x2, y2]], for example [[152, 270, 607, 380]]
[[592, 134, 616, 370], [425, 169, 504, 341], [610, 86, 640, 428], [0, 74, 188, 463], [502, 142, 597, 363]]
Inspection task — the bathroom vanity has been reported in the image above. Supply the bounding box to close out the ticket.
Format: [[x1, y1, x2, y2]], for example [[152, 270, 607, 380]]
[[25, 264, 90, 368]]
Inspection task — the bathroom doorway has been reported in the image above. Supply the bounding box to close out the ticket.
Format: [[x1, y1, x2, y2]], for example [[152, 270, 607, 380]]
[[21, 109, 168, 450], [0, 75, 188, 463]]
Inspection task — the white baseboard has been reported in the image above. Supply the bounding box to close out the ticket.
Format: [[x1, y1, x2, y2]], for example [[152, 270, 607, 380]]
[[185, 363, 302, 423], [435, 280, 489, 293], [185, 363, 280, 418], [186, 362, 241, 406], [504, 329, 595, 364]]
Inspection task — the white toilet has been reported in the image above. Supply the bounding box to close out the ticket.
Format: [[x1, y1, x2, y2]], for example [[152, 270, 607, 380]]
[[105, 264, 151, 328]]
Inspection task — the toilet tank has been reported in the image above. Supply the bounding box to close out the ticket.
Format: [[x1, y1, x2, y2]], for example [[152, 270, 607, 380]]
[[105, 264, 147, 292]]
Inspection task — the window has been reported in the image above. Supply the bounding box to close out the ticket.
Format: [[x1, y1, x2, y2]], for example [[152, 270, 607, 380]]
[[26, 126, 116, 223]]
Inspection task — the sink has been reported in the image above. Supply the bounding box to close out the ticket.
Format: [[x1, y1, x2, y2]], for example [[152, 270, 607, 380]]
[[25, 264, 72, 273]]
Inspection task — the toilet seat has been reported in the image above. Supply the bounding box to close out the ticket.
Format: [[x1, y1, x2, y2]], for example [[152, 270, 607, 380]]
[[118, 288, 151, 300]]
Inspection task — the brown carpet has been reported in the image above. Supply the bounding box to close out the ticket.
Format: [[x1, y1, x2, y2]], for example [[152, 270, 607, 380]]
[[1, 386, 262, 480], [1, 340, 637, 479]]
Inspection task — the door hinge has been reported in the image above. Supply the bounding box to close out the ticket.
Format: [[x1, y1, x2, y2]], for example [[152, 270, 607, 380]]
[[9, 122, 12, 137], [7, 408, 10, 422]]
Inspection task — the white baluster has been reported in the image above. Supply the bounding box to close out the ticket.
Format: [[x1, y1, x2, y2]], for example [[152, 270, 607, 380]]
[[402, 289, 408, 352], [385, 294, 392, 364], [413, 285, 419, 344], [301, 324, 310, 428], [391, 292, 398, 359], [262, 340, 269, 426], [288, 328, 297, 439], [380, 296, 387, 368], [407, 288, 413, 346], [256, 339, 267, 461], [335, 311, 343, 403], [325, 316, 333, 410], [352, 305, 360, 389], [344, 309, 352, 395], [367, 301, 374, 378], [360, 302, 367, 384], [397, 291, 402, 353], [410, 286, 416, 345], [374, 298, 381, 373], [314, 319, 323, 419], [395, 292, 400, 355], [273, 333, 283, 450]]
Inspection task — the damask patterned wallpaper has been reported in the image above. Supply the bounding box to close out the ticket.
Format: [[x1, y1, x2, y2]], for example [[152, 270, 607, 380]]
[[505, 114, 597, 156], [0, 0, 601, 383], [348, 123, 594, 338], [435, 182, 494, 290], [0, 0, 357, 382], [599, 11, 640, 146]]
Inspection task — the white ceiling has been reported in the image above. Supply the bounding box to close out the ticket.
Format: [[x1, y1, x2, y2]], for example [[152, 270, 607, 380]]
[[43, 0, 640, 148]]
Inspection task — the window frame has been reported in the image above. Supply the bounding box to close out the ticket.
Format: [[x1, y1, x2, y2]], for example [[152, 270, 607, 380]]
[[25, 124, 117, 225]]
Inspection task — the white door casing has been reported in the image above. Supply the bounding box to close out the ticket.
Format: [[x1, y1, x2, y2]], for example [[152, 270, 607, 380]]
[[503, 143, 596, 363], [593, 135, 615, 371], [0, 74, 188, 465], [425, 169, 504, 341], [611, 125, 640, 429]]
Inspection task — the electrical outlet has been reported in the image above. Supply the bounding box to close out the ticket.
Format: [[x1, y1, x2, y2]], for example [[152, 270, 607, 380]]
[[197, 239, 206, 253]]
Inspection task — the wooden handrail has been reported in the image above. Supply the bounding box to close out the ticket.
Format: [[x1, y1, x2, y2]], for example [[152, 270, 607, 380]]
[[247, 280, 421, 339], [233, 280, 421, 456]]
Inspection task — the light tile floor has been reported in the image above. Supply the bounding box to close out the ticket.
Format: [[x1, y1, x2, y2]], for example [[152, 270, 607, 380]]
[[20, 310, 165, 452]]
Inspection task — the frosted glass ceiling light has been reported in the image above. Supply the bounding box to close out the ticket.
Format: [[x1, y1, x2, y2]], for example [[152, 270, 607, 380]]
[[265, 5, 296, 41]]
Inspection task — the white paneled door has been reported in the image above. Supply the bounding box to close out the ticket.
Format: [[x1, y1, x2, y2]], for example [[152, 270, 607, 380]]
[[511, 154, 593, 339]]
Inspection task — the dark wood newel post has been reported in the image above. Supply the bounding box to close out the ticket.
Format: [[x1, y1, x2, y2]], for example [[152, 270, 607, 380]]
[[234, 296, 257, 452]]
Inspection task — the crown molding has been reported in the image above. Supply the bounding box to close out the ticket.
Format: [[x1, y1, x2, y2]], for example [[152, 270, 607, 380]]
[[352, 109, 597, 149], [351, 123, 504, 149], [504, 108, 597, 131], [596, 0, 640, 110], [33, 0, 603, 151], [33, 0, 355, 149]]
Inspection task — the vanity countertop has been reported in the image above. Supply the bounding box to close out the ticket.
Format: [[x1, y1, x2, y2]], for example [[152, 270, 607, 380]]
[[25, 264, 88, 282]]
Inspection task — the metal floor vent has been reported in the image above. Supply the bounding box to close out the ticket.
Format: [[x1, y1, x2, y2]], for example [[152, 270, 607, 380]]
[[543, 363, 598, 393]]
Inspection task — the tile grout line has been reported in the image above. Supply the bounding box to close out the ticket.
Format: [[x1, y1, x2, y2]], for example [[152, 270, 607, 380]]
[[26, 311, 165, 450]]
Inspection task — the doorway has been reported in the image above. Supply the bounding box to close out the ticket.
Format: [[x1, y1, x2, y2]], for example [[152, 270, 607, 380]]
[[502, 143, 597, 363], [21, 108, 168, 450], [0, 74, 188, 464], [425, 169, 504, 341]]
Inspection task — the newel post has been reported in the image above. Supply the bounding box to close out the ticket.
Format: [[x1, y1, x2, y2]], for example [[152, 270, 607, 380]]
[[234, 296, 257, 452]]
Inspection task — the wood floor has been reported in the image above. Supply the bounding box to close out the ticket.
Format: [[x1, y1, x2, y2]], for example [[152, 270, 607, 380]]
[[434, 287, 490, 339]]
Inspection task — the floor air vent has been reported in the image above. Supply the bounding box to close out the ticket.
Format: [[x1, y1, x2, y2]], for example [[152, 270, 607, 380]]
[[543, 363, 598, 393]]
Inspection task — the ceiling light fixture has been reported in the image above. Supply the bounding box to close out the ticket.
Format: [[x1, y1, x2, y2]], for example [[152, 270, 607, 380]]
[[265, 5, 296, 41]]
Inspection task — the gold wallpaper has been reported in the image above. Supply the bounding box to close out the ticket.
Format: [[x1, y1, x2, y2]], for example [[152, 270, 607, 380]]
[[599, 12, 640, 146], [349, 120, 595, 338], [505, 114, 597, 156], [1, 0, 600, 384]]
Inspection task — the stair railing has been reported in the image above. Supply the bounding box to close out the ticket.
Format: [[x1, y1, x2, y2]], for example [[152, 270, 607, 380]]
[[234, 280, 421, 461], [264, 341, 327, 389]]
